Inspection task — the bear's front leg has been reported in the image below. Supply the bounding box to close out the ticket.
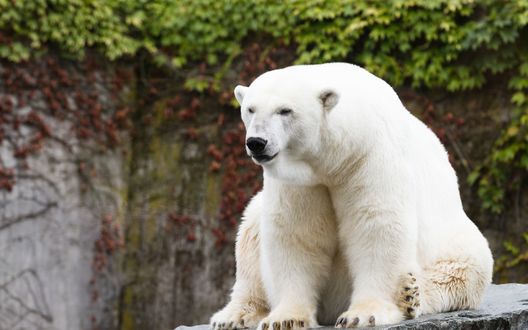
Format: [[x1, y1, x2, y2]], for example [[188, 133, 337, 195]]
[[258, 178, 337, 330], [211, 193, 269, 330], [332, 178, 419, 328]]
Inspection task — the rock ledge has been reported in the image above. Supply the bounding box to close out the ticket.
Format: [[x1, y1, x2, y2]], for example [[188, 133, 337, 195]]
[[176, 284, 528, 329]]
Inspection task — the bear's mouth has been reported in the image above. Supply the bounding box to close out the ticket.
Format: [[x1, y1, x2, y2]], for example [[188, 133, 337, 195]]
[[252, 152, 278, 163]]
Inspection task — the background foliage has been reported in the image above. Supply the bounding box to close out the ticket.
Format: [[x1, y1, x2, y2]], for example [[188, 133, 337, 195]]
[[2, 0, 527, 213]]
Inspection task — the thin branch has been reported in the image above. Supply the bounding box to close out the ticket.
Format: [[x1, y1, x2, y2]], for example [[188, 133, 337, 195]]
[[445, 129, 471, 175], [0, 201, 58, 231]]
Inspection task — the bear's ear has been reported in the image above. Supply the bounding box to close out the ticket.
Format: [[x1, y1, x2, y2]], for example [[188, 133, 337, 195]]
[[319, 89, 339, 111], [234, 85, 248, 105]]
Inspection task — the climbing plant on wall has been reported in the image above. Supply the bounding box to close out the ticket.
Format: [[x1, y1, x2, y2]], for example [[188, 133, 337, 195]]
[[1, 0, 528, 213]]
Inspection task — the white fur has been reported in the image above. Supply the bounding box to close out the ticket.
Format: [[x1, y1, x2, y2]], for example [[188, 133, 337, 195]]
[[211, 63, 493, 329]]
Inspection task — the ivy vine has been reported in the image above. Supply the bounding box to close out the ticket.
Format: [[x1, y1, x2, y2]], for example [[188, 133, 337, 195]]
[[1, 0, 528, 212]]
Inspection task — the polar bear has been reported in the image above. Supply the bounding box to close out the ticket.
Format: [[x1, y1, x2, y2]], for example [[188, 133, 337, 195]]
[[210, 63, 493, 329]]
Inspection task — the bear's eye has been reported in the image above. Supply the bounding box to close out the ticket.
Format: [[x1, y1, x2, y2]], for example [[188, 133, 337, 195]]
[[278, 108, 292, 116], [247, 108, 254, 114]]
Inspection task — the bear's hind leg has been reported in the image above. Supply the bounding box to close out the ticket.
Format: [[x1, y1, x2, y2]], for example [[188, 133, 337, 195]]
[[211, 194, 269, 330], [419, 258, 491, 314]]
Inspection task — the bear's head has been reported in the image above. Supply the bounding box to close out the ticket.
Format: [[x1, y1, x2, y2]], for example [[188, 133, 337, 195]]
[[234, 68, 339, 185]]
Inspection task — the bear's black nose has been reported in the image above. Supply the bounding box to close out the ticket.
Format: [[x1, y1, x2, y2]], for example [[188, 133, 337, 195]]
[[246, 137, 267, 153]]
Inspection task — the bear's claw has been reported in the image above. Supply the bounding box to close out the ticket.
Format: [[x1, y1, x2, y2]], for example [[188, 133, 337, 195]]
[[259, 318, 309, 330], [334, 298, 404, 328], [210, 303, 267, 330], [397, 272, 422, 319], [334, 315, 372, 328]]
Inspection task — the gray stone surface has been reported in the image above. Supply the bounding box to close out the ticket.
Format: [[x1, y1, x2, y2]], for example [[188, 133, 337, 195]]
[[176, 284, 528, 330]]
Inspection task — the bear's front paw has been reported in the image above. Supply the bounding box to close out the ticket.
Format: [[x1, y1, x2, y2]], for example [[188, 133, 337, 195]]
[[211, 304, 267, 330], [257, 306, 316, 330], [334, 300, 403, 328]]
